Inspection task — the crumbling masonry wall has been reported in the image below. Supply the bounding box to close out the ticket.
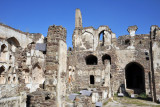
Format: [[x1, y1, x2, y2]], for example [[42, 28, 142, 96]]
[[45, 25, 67, 107]]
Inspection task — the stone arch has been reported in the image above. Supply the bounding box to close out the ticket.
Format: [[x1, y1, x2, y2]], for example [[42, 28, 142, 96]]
[[7, 37, 20, 52], [85, 55, 98, 65], [23, 69, 30, 83], [102, 54, 111, 64], [0, 44, 7, 62], [125, 62, 145, 94], [32, 63, 44, 84], [7, 37, 20, 47], [98, 30, 112, 46], [0, 66, 6, 84], [81, 31, 94, 49]]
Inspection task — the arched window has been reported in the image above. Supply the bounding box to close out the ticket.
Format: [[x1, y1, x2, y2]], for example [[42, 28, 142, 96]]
[[85, 55, 98, 65], [99, 31, 105, 46], [102, 54, 111, 64]]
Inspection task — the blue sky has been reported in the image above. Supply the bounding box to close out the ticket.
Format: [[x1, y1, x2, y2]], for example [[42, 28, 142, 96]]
[[0, 0, 160, 48]]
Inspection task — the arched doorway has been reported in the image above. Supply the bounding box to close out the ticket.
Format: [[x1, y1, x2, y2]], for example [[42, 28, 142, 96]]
[[125, 62, 145, 94]]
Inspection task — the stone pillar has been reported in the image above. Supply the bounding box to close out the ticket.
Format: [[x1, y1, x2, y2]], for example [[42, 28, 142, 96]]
[[72, 9, 83, 51], [127, 25, 138, 36], [45, 25, 67, 106], [75, 8, 83, 28]]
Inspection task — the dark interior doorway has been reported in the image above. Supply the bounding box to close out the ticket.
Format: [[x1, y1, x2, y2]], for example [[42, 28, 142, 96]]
[[90, 75, 94, 84], [125, 62, 145, 94]]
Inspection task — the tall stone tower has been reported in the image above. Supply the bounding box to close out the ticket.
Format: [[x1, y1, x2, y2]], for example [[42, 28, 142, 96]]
[[75, 8, 83, 28], [45, 25, 67, 107], [73, 9, 83, 50]]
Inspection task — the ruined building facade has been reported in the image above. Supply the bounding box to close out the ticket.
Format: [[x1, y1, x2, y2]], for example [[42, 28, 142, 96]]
[[0, 9, 160, 106]]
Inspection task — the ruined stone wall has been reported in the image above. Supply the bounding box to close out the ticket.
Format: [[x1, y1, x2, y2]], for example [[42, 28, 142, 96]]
[[114, 34, 151, 95], [45, 25, 67, 106], [70, 23, 152, 100], [151, 25, 160, 100], [72, 26, 115, 51], [0, 24, 46, 106], [0, 23, 33, 48]]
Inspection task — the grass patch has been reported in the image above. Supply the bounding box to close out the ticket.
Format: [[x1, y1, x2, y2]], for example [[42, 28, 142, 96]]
[[113, 95, 160, 107], [138, 92, 148, 99], [103, 98, 112, 105], [75, 92, 81, 94]]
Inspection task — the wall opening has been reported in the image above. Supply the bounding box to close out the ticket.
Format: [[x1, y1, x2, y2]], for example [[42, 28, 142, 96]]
[[125, 39, 130, 45], [7, 37, 20, 47], [13, 77, 16, 83], [24, 69, 30, 83], [1, 44, 7, 52], [8, 76, 10, 84], [102, 54, 111, 64], [32, 63, 44, 84], [0, 44, 7, 62], [90, 75, 94, 84], [139, 41, 142, 44], [0, 66, 5, 84], [7, 37, 20, 52], [125, 62, 145, 94], [99, 31, 104, 46], [8, 66, 12, 73], [85, 55, 98, 65]]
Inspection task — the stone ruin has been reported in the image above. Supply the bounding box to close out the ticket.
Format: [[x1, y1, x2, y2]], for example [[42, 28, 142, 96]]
[[0, 8, 160, 107]]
